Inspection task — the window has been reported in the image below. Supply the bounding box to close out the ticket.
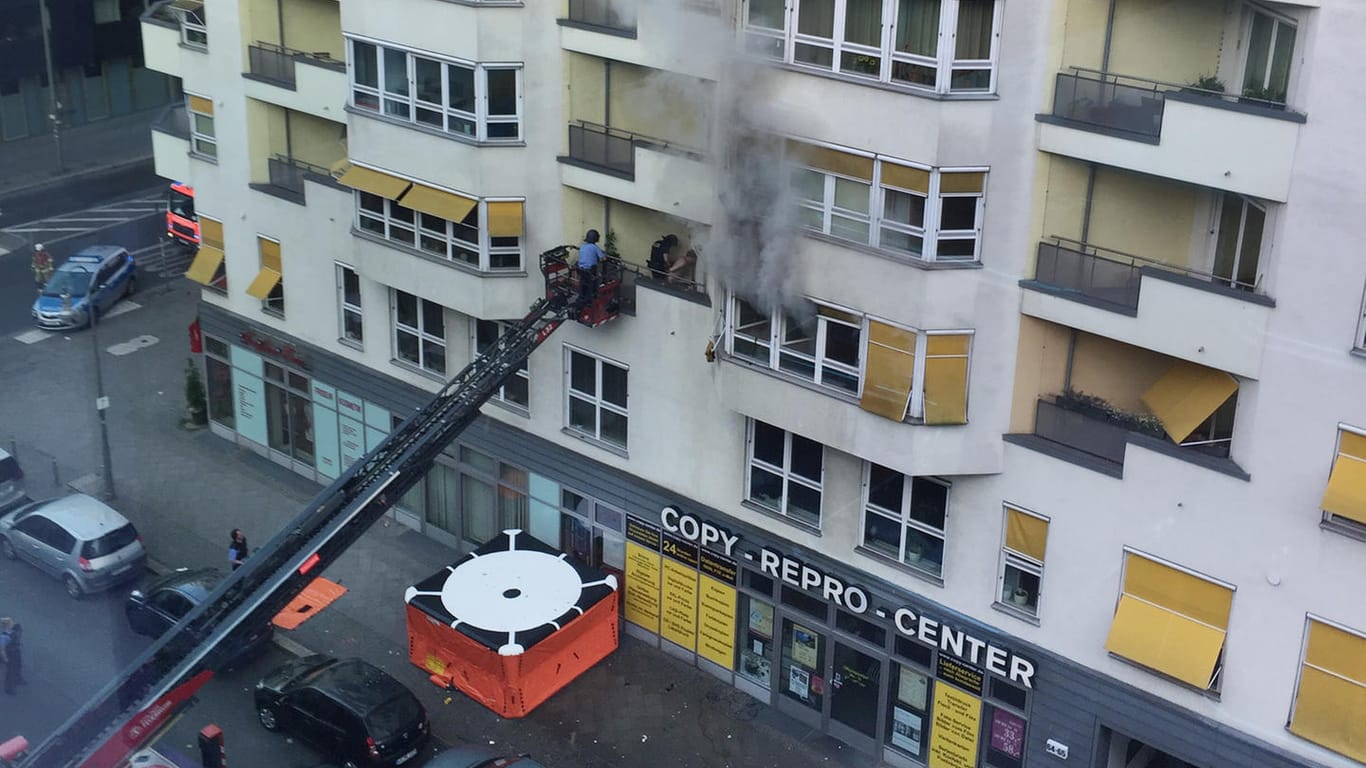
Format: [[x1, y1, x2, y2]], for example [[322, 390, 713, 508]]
[[746, 420, 823, 527], [861, 462, 948, 577], [1288, 616, 1366, 763], [246, 236, 284, 315], [746, 0, 1001, 94], [1212, 192, 1265, 292], [1139, 361, 1238, 458], [565, 348, 628, 449], [789, 141, 987, 262], [203, 336, 234, 429], [729, 297, 862, 394], [187, 94, 216, 159], [173, 0, 207, 48], [1104, 550, 1233, 692], [997, 506, 1047, 617], [1241, 5, 1294, 103], [393, 290, 446, 375], [354, 189, 523, 272], [475, 320, 528, 410], [1357, 285, 1366, 351], [348, 38, 523, 142], [336, 264, 363, 345], [558, 488, 626, 581], [186, 216, 227, 292], [1321, 426, 1366, 534]]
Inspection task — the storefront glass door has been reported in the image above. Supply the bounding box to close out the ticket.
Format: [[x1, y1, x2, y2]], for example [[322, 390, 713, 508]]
[[829, 641, 882, 746], [778, 617, 825, 725]]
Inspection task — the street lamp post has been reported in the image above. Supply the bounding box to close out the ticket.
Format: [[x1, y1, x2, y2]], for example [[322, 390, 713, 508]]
[[66, 264, 115, 500], [38, 0, 65, 172]]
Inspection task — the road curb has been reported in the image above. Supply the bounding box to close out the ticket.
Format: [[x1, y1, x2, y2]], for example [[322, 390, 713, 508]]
[[0, 157, 155, 205]]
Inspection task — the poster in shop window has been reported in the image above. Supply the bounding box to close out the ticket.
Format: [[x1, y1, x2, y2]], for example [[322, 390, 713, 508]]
[[989, 707, 1026, 759], [891, 706, 924, 755], [928, 681, 982, 768], [898, 668, 929, 711], [791, 624, 819, 668]]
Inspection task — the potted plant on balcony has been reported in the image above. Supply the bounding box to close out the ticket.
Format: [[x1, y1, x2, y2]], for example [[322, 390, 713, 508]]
[[183, 358, 208, 429], [1186, 74, 1225, 95], [1240, 84, 1286, 109], [1056, 390, 1166, 439]]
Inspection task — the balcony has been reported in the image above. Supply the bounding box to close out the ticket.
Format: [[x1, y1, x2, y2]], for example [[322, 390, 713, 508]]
[[242, 42, 347, 121], [564, 0, 636, 35], [248, 155, 343, 204], [1037, 69, 1304, 202], [558, 0, 719, 82], [150, 104, 191, 183], [140, 0, 208, 79], [1020, 238, 1273, 379], [559, 122, 715, 225]]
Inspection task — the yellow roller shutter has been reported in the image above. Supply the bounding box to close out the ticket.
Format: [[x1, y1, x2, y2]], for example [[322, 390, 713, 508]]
[[881, 163, 931, 193], [859, 321, 917, 422], [336, 164, 412, 200], [246, 268, 282, 300], [486, 201, 524, 237], [1005, 508, 1048, 562], [1307, 620, 1366, 683], [258, 238, 281, 272], [1290, 666, 1366, 762], [1139, 361, 1238, 444], [187, 94, 213, 115], [184, 246, 224, 286], [939, 171, 985, 194], [198, 217, 224, 249], [1340, 430, 1366, 460], [785, 140, 874, 181], [923, 334, 970, 426], [1104, 595, 1226, 689], [398, 184, 477, 223], [1122, 552, 1233, 630], [1322, 455, 1366, 525]]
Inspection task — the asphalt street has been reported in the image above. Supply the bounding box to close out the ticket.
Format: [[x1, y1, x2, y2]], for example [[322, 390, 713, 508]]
[[0, 161, 161, 228]]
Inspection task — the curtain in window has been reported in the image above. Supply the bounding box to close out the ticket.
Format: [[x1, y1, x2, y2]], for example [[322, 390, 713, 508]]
[[895, 0, 939, 56], [844, 0, 883, 47], [954, 0, 993, 60], [462, 474, 496, 544], [798, 0, 836, 37]]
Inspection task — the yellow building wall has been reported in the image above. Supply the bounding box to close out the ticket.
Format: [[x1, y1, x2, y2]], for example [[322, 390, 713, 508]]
[[1068, 333, 1172, 412], [561, 188, 607, 246], [1058, 0, 1109, 73], [243, 99, 283, 183], [240, 0, 280, 48], [607, 64, 711, 150], [283, 0, 344, 58], [606, 202, 702, 269], [1107, 0, 1224, 84], [564, 53, 607, 130], [1009, 317, 1072, 433], [1039, 155, 1090, 243], [1086, 167, 1197, 268], [290, 113, 347, 169]]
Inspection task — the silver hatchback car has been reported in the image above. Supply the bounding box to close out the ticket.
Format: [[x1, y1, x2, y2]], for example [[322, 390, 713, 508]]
[[0, 448, 24, 512], [0, 493, 146, 598]]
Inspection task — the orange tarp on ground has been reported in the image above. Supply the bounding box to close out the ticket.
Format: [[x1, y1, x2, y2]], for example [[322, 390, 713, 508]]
[[273, 577, 348, 630]]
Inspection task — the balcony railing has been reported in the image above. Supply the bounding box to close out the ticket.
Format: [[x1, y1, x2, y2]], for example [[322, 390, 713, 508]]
[[247, 42, 345, 88], [567, 122, 636, 177], [567, 0, 637, 31], [151, 103, 190, 139], [1033, 237, 1259, 310], [1034, 399, 1128, 466]]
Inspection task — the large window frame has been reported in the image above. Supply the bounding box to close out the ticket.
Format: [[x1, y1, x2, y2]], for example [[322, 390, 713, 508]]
[[336, 263, 363, 347], [392, 290, 447, 376], [1322, 424, 1366, 536], [1287, 614, 1366, 763], [1354, 284, 1366, 352], [474, 320, 529, 411], [744, 0, 1003, 95], [187, 94, 216, 159], [745, 420, 824, 528], [859, 461, 950, 579], [355, 191, 522, 272], [564, 347, 628, 450], [996, 505, 1048, 620], [348, 36, 523, 143], [1239, 3, 1295, 103]]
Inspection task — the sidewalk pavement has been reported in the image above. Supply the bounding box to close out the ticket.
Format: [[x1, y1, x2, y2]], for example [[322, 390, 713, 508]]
[[0, 281, 872, 767], [0, 108, 158, 200]]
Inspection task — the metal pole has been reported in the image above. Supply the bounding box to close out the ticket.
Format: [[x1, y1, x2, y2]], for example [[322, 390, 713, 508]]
[[75, 266, 115, 500], [38, 0, 64, 172]]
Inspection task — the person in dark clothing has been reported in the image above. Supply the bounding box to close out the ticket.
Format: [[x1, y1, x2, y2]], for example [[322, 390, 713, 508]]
[[0, 617, 19, 694], [647, 234, 679, 280], [229, 528, 249, 570], [575, 229, 605, 312]]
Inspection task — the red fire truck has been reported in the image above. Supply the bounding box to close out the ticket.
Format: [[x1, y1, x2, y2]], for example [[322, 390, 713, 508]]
[[166, 182, 199, 249]]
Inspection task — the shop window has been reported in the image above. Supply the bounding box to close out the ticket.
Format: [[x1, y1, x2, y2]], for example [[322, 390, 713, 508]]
[[746, 420, 824, 527], [424, 461, 458, 535], [204, 336, 234, 429], [780, 618, 825, 711], [982, 704, 1027, 768], [990, 678, 1027, 710], [557, 488, 626, 582], [887, 663, 930, 760], [564, 348, 628, 449], [835, 609, 886, 646], [1096, 729, 1199, 768], [1288, 616, 1366, 762], [392, 290, 446, 375], [894, 635, 933, 668], [738, 595, 775, 689], [861, 462, 949, 578], [262, 363, 313, 465], [997, 505, 1048, 619], [1321, 425, 1366, 536], [474, 320, 528, 410], [744, 569, 776, 596], [781, 585, 828, 621], [336, 264, 363, 346], [454, 446, 527, 547]]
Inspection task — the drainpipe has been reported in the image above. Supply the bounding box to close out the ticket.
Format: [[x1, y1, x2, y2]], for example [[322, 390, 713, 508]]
[[603, 60, 611, 127], [1101, 0, 1117, 73], [276, 0, 286, 50], [1063, 329, 1078, 393], [1080, 163, 1097, 244]]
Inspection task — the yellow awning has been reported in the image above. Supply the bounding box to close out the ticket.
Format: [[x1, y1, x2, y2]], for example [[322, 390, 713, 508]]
[[1140, 361, 1238, 444], [1005, 508, 1048, 562], [246, 268, 282, 300], [859, 321, 916, 421], [923, 334, 971, 426], [199, 216, 224, 249], [1340, 430, 1366, 460], [785, 140, 874, 181], [187, 94, 213, 116], [184, 246, 224, 286], [258, 237, 281, 272], [881, 163, 930, 194], [1104, 595, 1226, 689], [1123, 552, 1233, 630], [939, 171, 986, 194], [336, 164, 412, 200], [1307, 619, 1366, 683], [1322, 455, 1366, 525], [1290, 666, 1366, 762], [486, 201, 524, 237], [399, 184, 477, 223]]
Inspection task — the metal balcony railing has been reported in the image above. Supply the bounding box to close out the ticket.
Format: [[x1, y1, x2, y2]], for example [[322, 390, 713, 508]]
[[568, 122, 636, 177], [1034, 237, 1259, 309], [1034, 399, 1128, 466], [567, 0, 637, 30], [1051, 70, 1167, 138], [249, 42, 296, 86], [267, 156, 306, 195]]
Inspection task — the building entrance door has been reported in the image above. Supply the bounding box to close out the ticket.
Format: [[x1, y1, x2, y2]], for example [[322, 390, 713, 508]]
[[827, 640, 882, 753], [774, 615, 825, 728]]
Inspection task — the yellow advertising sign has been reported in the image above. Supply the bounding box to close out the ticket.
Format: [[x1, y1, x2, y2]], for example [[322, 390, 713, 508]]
[[624, 541, 661, 633], [697, 575, 737, 669], [660, 557, 699, 650], [928, 681, 982, 768]]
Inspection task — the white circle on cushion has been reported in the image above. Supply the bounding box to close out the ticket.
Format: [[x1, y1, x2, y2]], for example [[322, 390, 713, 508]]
[[441, 550, 582, 632]]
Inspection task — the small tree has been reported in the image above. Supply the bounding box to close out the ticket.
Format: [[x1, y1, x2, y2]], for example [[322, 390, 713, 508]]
[[184, 358, 208, 425], [603, 229, 622, 260]]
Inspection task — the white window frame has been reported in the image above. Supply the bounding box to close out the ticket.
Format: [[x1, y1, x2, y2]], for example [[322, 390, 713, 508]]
[[187, 95, 216, 159], [336, 263, 363, 347], [1323, 424, 1366, 534], [1356, 285, 1366, 352], [259, 236, 284, 316], [347, 36, 524, 144], [744, 0, 1002, 95], [172, 0, 207, 48], [564, 346, 628, 449], [1211, 192, 1267, 291], [728, 296, 864, 395], [1238, 3, 1296, 102], [931, 171, 987, 263], [392, 290, 446, 375], [996, 505, 1047, 618], [860, 461, 950, 577], [745, 419, 824, 527], [1288, 613, 1366, 756], [473, 319, 529, 411], [354, 191, 521, 272]]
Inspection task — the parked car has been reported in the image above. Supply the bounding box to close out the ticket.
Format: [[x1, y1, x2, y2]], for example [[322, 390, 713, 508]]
[[427, 745, 547, 768], [255, 655, 429, 768], [0, 448, 25, 512], [0, 493, 146, 598], [126, 567, 274, 670], [31, 245, 137, 330]]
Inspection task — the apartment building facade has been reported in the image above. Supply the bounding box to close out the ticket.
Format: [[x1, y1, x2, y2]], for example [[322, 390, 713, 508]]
[[143, 0, 1364, 766]]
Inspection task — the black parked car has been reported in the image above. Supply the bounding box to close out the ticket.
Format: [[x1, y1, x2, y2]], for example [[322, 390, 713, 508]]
[[255, 655, 430, 768], [125, 567, 274, 669]]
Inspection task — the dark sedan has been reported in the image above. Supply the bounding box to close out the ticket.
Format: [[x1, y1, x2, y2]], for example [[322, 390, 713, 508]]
[[125, 567, 274, 670]]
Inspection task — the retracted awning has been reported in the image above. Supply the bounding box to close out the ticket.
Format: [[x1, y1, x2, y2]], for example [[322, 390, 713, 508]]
[[923, 334, 970, 425], [486, 201, 525, 237], [859, 320, 917, 421], [336, 163, 412, 200], [1322, 431, 1366, 525], [184, 246, 224, 286], [785, 140, 874, 181], [399, 184, 477, 223], [1005, 508, 1048, 562], [1104, 594, 1226, 689], [1140, 361, 1238, 443], [245, 268, 282, 300], [1290, 620, 1366, 761]]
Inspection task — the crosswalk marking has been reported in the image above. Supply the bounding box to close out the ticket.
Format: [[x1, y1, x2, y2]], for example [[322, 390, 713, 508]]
[[104, 301, 142, 319], [14, 329, 53, 345], [9, 302, 144, 346]]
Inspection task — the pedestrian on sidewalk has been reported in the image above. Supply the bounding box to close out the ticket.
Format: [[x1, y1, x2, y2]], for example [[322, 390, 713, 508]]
[[0, 617, 20, 694], [229, 528, 249, 571], [31, 243, 53, 291]]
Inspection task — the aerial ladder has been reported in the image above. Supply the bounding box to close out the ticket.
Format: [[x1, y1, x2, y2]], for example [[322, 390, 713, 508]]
[[17, 246, 621, 768]]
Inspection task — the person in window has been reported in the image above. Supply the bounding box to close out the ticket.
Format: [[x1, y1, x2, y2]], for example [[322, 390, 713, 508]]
[[229, 528, 250, 570], [574, 229, 605, 311], [647, 234, 679, 280]]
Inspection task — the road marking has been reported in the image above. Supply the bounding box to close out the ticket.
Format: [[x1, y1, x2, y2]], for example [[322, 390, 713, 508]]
[[91, 206, 163, 214], [6, 226, 98, 233], [14, 329, 53, 345], [49, 216, 131, 223], [103, 301, 142, 320], [108, 334, 159, 356]]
